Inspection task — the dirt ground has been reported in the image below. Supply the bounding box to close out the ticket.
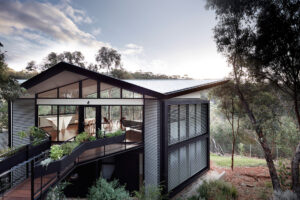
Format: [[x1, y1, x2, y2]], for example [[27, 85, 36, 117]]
[[212, 163, 273, 200]]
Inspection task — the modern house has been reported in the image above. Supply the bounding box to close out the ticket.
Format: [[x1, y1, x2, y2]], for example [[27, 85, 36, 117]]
[[2, 62, 227, 199]]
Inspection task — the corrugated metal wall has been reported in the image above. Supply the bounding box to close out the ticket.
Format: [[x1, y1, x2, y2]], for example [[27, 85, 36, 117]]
[[144, 99, 160, 186], [11, 99, 35, 186], [12, 99, 34, 147]]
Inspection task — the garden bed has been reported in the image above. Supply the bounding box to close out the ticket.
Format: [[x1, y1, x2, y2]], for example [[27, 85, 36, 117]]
[[35, 134, 125, 176]]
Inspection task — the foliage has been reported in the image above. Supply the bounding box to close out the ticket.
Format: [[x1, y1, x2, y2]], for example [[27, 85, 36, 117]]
[[87, 178, 130, 200], [18, 126, 47, 146], [277, 160, 291, 189], [211, 153, 266, 167], [46, 181, 69, 200], [96, 47, 121, 73], [97, 129, 105, 138], [0, 146, 25, 159], [272, 190, 298, 200], [75, 132, 91, 143], [194, 180, 238, 200], [133, 184, 168, 200], [105, 129, 125, 138], [0, 42, 24, 101], [238, 143, 244, 156], [0, 100, 8, 130], [50, 145, 64, 160], [89, 136, 96, 141], [41, 158, 53, 168], [61, 142, 79, 155]]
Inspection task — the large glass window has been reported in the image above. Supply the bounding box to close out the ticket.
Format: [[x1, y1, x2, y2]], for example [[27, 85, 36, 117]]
[[59, 83, 79, 98], [121, 106, 143, 143], [58, 106, 79, 141], [38, 105, 58, 141], [38, 89, 57, 98], [101, 106, 121, 132], [82, 79, 97, 98], [84, 107, 96, 136], [122, 89, 143, 98], [100, 83, 120, 98]]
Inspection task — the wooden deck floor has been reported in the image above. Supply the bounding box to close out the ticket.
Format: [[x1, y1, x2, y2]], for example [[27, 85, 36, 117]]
[[1, 142, 141, 200]]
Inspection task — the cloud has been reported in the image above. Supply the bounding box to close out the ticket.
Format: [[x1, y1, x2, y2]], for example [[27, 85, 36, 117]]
[[91, 28, 101, 36], [0, 0, 108, 70], [121, 43, 144, 55]]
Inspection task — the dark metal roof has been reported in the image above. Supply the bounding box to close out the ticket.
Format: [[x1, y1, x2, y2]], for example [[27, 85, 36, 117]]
[[21, 62, 228, 99]]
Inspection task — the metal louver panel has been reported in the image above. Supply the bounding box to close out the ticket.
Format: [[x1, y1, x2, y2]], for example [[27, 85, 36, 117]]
[[179, 105, 187, 141], [168, 149, 179, 190], [201, 103, 208, 134], [188, 104, 196, 138], [196, 104, 202, 135], [169, 105, 179, 144]]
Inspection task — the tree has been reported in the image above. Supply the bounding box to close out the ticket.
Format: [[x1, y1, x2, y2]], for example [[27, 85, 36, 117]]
[[25, 61, 38, 72], [41, 51, 86, 71], [246, 1, 300, 195], [210, 81, 243, 170], [95, 47, 121, 74], [206, 0, 282, 191]]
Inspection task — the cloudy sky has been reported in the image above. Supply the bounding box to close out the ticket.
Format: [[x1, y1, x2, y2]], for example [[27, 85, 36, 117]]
[[0, 0, 230, 79]]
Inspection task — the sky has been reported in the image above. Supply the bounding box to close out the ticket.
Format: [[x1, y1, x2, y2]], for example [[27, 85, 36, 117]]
[[0, 0, 230, 79]]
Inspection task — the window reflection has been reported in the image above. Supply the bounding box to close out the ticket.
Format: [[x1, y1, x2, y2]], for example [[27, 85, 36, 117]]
[[58, 106, 79, 141], [82, 79, 97, 98], [59, 83, 79, 98], [38, 105, 58, 141], [100, 83, 120, 98]]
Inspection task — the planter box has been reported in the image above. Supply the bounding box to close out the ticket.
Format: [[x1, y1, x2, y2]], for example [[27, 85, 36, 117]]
[[35, 134, 126, 176], [0, 146, 27, 174], [28, 140, 51, 158]]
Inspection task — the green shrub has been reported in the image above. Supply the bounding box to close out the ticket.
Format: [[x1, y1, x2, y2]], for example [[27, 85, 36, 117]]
[[134, 184, 168, 200], [75, 132, 90, 143], [87, 178, 130, 200], [195, 180, 237, 200], [18, 126, 47, 146], [89, 136, 97, 141], [61, 142, 79, 155], [50, 145, 64, 160], [46, 181, 69, 200], [106, 129, 125, 138], [97, 129, 105, 138]]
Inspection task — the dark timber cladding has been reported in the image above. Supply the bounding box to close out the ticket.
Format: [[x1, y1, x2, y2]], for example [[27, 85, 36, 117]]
[[160, 98, 210, 197]]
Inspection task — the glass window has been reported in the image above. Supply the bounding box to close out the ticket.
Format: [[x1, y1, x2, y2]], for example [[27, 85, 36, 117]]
[[100, 83, 120, 98], [84, 107, 96, 136], [101, 106, 121, 132], [38, 89, 57, 98], [82, 79, 97, 98], [59, 83, 79, 98], [58, 106, 79, 141], [122, 89, 143, 98], [38, 105, 58, 141]]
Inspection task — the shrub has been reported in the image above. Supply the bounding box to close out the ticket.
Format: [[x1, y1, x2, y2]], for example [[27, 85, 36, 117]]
[[87, 178, 130, 200], [106, 129, 125, 138], [50, 145, 64, 160], [61, 142, 79, 155], [195, 180, 238, 200], [277, 159, 291, 189], [272, 190, 298, 200], [75, 132, 90, 143], [89, 136, 97, 141], [97, 129, 105, 138], [0, 145, 25, 159], [18, 126, 47, 146], [134, 184, 168, 200], [46, 181, 69, 200]]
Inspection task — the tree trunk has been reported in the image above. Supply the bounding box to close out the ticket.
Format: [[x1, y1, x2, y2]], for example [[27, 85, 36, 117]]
[[231, 138, 236, 171], [292, 143, 300, 197], [232, 62, 281, 191], [292, 95, 300, 197]]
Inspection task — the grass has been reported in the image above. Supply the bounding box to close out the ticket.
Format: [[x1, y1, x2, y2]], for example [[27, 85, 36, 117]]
[[211, 153, 266, 167]]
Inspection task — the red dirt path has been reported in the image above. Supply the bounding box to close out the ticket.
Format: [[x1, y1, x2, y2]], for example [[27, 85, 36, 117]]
[[212, 162, 273, 200]]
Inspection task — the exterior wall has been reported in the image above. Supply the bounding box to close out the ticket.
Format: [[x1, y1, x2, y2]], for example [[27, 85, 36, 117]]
[[144, 99, 160, 186], [11, 99, 35, 187], [161, 98, 210, 194], [12, 99, 35, 147], [173, 88, 210, 100]]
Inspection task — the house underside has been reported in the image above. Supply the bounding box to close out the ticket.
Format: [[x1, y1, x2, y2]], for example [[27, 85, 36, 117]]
[[3, 62, 227, 199]]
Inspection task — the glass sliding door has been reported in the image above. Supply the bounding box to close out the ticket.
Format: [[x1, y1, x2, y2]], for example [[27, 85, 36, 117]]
[[84, 106, 96, 136], [58, 106, 79, 141]]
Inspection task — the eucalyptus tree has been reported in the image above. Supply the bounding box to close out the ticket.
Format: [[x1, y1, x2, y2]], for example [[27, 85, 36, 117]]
[[95, 47, 121, 74]]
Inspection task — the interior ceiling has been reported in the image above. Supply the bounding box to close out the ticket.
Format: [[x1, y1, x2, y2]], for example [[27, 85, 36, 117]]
[[26, 71, 87, 95]]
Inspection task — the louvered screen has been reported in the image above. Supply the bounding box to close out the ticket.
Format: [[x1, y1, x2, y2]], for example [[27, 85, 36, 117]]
[[196, 104, 202, 135], [188, 104, 196, 138], [179, 105, 187, 141], [201, 103, 208, 134], [169, 105, 179, 144], [168, 149, 179, 190]]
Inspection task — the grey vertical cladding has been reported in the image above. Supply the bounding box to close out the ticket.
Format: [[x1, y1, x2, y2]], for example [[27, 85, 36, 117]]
[[12, 99, 35, 184], [144, 100, 160, 186], [12, 99, 34, 147]]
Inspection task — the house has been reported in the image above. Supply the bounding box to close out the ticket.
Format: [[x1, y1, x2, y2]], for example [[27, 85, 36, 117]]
[[4, 62, 227, 199]]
